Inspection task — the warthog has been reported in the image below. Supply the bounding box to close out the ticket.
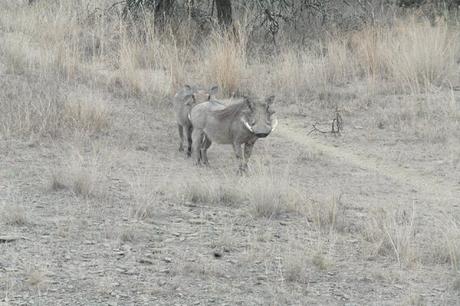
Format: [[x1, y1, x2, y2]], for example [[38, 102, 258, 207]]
[[173, 84, 218, 156], [189, 95, 277, 172]]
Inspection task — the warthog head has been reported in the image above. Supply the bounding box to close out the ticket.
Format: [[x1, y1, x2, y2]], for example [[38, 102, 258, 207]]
[[240, 96, 277, 138]]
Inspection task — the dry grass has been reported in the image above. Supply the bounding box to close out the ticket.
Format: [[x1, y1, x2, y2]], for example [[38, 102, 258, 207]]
[[204, 30, 246, 97], [0, 73, 109, 139], [50, 150, 106, 198], [179, 171, 242, 206], [63, 94, 109, 135], [0, 202, 29, 226], [426, 215, 460, 270], [283, 249, 309, 283], [244, 163, 305, 219], [25, 269, 47, 289], [245, 173, 304, 219], [363, 204, 417, 267], [383, 18, 459, 93], [118, 226, 139, 243], [127, 173, 158, 221]]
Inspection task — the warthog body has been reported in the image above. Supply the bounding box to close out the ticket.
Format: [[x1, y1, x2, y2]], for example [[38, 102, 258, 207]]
[[173, 85, 218, 156], [189, 96, 277, 171]]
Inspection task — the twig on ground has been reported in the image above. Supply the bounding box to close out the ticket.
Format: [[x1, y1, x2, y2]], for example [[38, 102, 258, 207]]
[[308, 107, 344, 136]]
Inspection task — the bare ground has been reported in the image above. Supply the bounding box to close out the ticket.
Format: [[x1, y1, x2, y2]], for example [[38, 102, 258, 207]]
[[1, 49, 460, 306]]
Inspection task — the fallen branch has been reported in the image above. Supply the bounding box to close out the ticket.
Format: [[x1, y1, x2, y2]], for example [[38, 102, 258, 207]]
[[308, 107, 343, 136]]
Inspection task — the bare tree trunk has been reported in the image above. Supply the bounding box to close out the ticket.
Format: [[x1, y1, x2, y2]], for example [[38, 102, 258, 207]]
[[215, 0, 232, 28]]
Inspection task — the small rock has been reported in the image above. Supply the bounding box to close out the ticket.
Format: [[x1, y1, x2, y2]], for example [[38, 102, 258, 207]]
[[163, 257, 172, 263], [0, 236, 22, 243], [189, 219, 204, 225], [136, 144, 148, 151], [138, 258, 154, 265], [257, 275, 267, 281]]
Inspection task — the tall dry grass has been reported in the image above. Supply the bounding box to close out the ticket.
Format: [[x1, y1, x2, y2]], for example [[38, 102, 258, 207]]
[[273, 17, 459, 97], [0, 1, 458, 141], [203, 29, 247, 97]]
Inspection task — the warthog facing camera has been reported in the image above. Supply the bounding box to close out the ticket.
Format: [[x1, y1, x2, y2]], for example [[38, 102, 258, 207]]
[[189, 96, 277, 172], [173, 84, 218, 156]]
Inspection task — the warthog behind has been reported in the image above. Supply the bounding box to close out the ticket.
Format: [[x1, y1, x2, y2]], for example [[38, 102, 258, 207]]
[[189, 95, 277, 172], [173, 85, 218, 156]]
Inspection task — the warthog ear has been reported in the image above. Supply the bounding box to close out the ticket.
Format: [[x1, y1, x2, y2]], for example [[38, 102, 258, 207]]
[[184, 84, 192, 91], [244, 96, 254, 111], [266, 95, 275, 105], [209, 85, 219, 96], [184, 94, 195, 105]]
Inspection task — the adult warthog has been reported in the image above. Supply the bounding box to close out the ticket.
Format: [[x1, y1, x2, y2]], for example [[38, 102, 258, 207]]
[[173, 84, 218, 156], [189, 96, 277, 172]]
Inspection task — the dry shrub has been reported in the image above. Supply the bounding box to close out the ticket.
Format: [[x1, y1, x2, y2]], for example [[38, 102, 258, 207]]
[[383, 18, 459, 93], [320, 36, 356, 84], [0, 73, 109, 138], [350, 18, 459, 93], [283, 249, 309, 283], [0, 77, 64, 138], [63, 94, 109, 135], [54, 41, 80, 81], [0, 202, 29, 226], [306, 196, 341, 233], [374, 92, 459, 142], [273, 49, 322, 97], [424, 215, 460, 270], [363, 204, 418, 267], [204, 31, 246, 97], [116, 38, 145, 96], [50, 151, 105, 198], [180, 172, 242, 206], [118, 226, 139, 243], [25, 268, 48, 290], [162, 37, 190, 95], [127, 173, 158, 221], [2, 36, 31, 75], [245, 164, 305, 219]]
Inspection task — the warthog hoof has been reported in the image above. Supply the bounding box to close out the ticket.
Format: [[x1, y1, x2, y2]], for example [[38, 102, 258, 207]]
[[178, 145, 184, 152], [186, 151, 192, 158]]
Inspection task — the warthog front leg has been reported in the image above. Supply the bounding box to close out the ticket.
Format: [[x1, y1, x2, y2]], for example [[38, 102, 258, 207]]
[[243, 140, 256, 170], [185, 125, 193, 157], [177, 124, 184, 152], [232, 142, 247, 173], [192, 129, 204, 165]]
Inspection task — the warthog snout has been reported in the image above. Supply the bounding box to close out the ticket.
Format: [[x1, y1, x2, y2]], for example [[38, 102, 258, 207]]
[[255, 132, 269, 138]]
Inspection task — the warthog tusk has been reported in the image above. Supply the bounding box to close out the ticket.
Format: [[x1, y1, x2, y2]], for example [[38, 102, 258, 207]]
[[188, 112, 192, 121], [271, 118, 278, 132], [240, 118, 254, 133]]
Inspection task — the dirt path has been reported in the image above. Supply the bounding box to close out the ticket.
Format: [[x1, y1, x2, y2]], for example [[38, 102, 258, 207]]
[[278, 123, 459, 203]]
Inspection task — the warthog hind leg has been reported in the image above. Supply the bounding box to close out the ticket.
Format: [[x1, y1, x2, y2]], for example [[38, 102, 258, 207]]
[[185, 125, 193, 157], [201, 135, 212, 166], [178, 124, 184, 152], [192, 129, 204, 165]]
